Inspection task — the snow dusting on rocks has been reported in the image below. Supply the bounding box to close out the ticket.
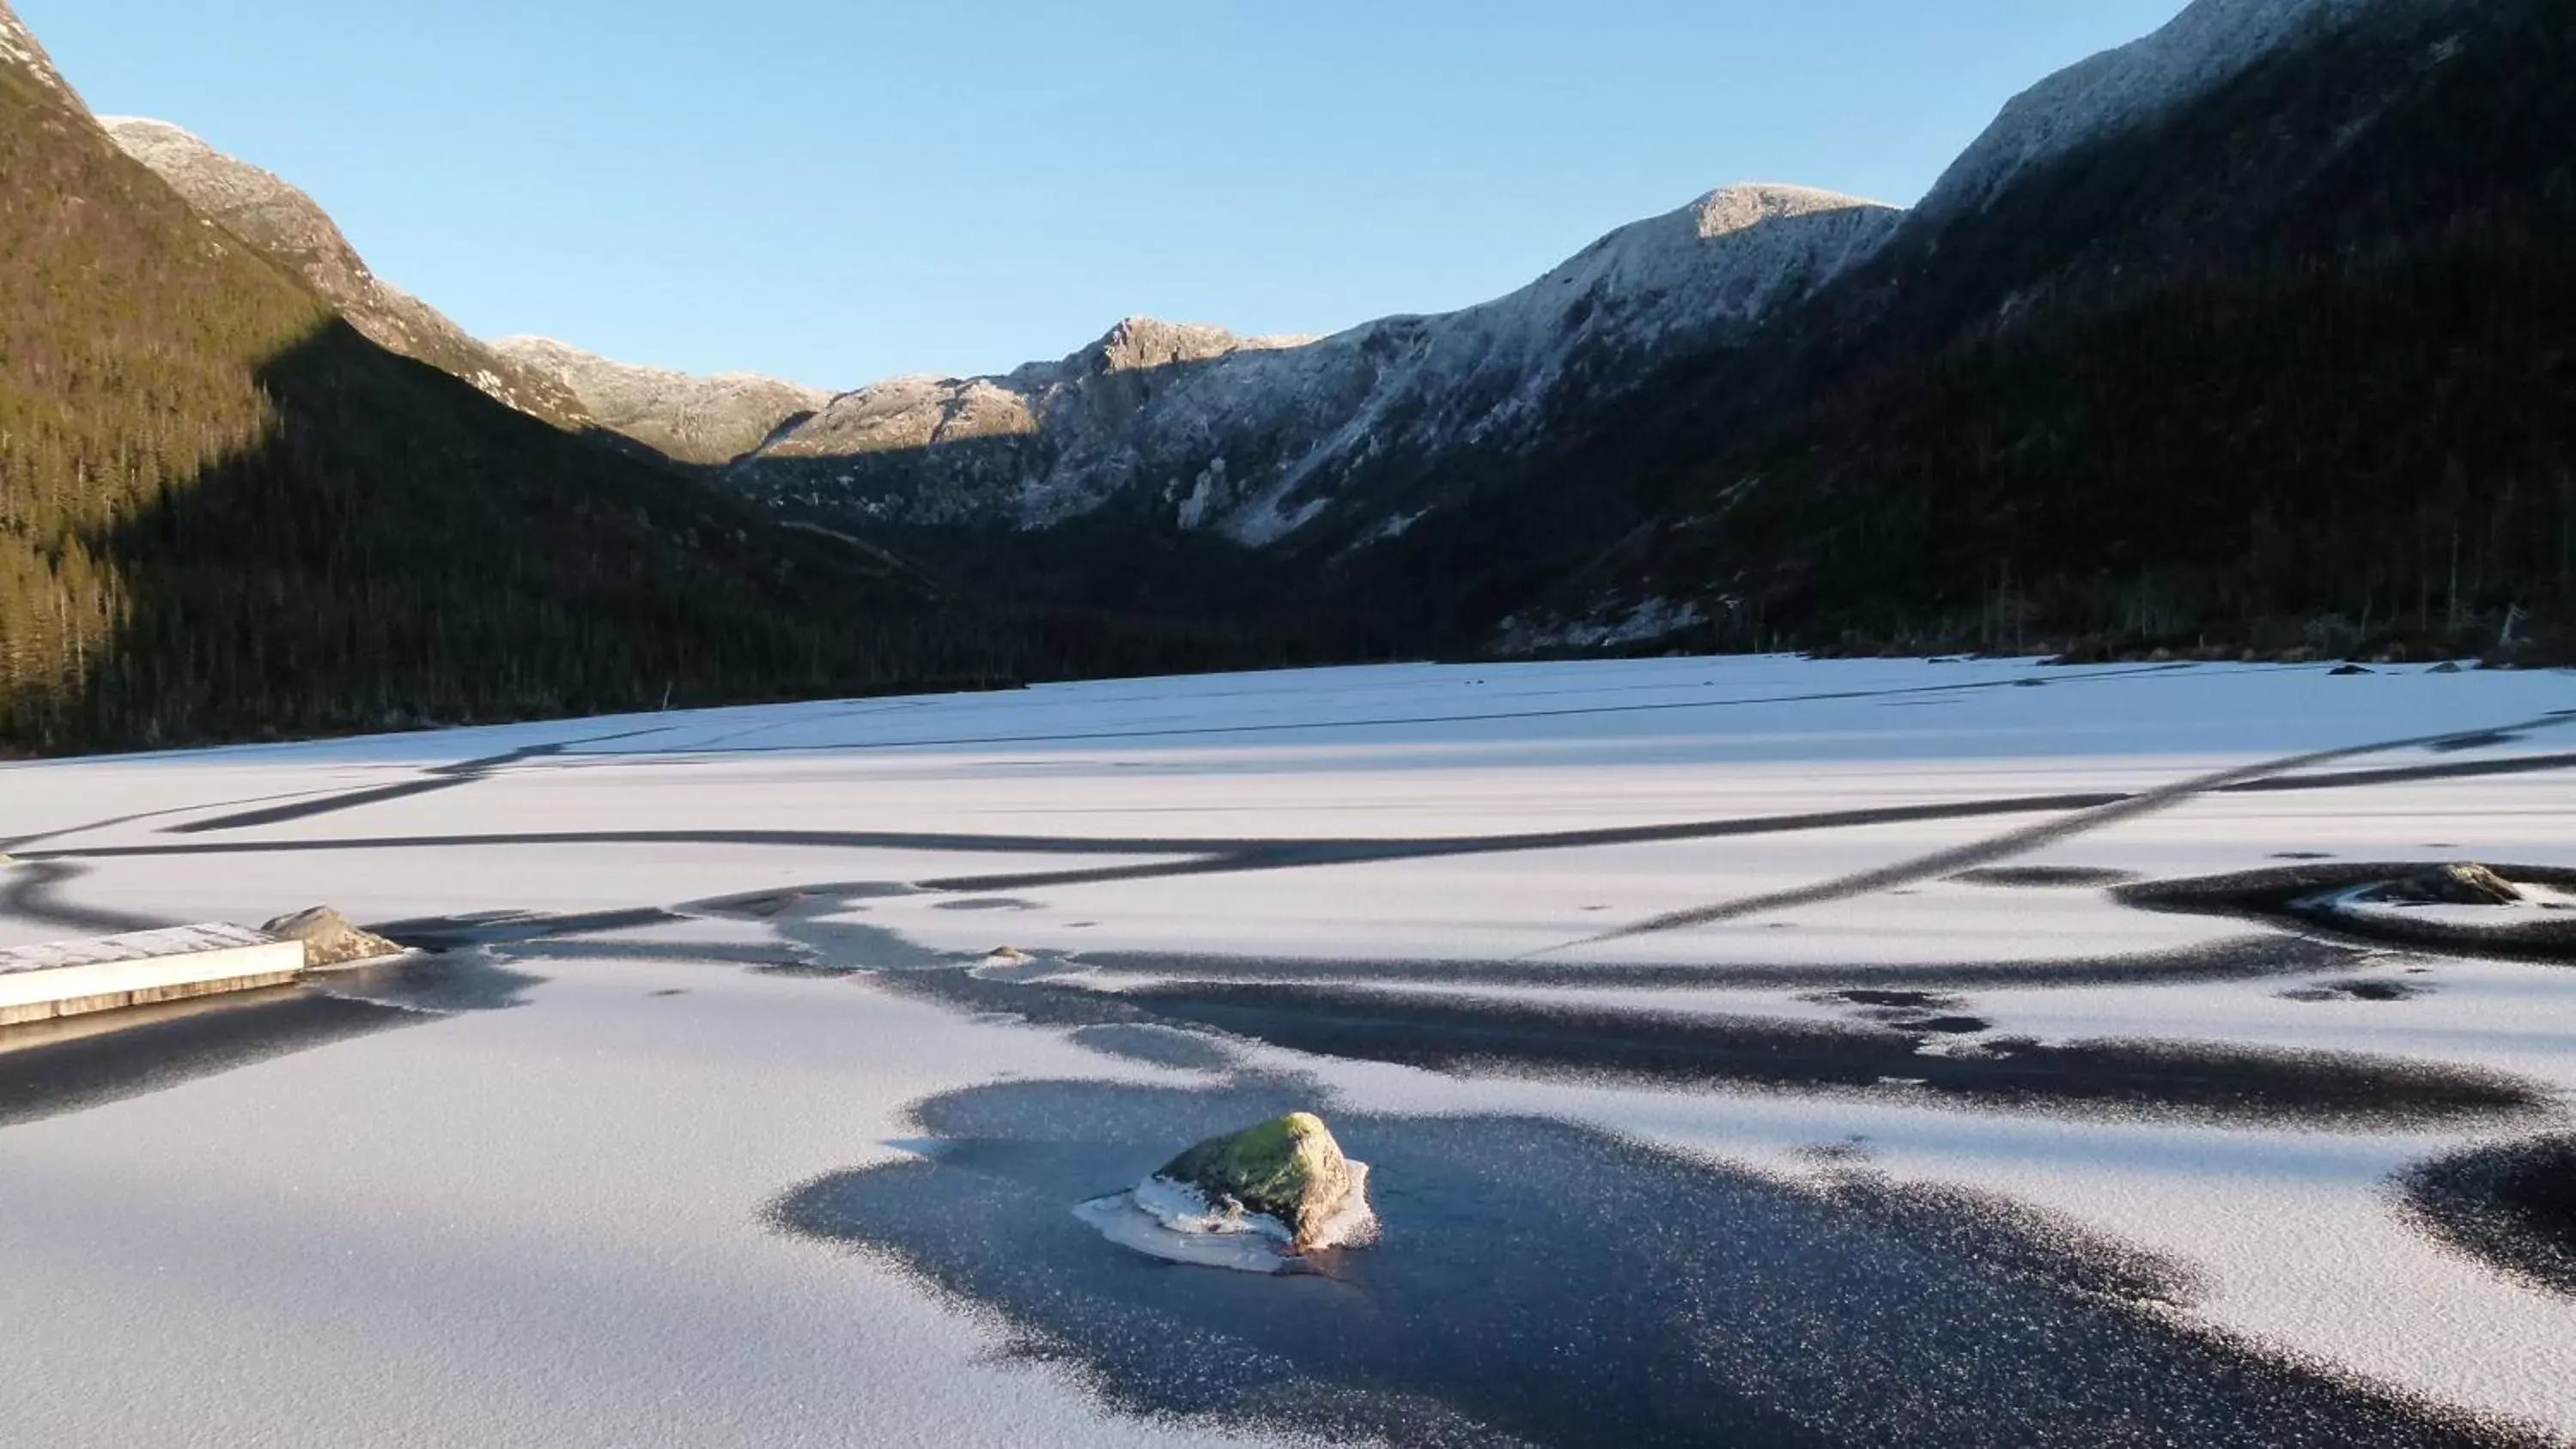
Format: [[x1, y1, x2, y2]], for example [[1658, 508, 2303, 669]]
[[1918, 0, 2459, 221], [735, 185, 1899, 548]]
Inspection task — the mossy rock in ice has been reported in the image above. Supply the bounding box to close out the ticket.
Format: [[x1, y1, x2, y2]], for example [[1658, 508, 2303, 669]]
[[1157, 1112, 1358, 1252], [262, 906, 404, 969]]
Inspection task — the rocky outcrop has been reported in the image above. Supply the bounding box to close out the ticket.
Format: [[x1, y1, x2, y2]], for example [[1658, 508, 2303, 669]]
[[262, 906, 404, 969], [1151, 1112, 1367, 1252], [495, 336, 833, 467], [1075, 1111, 1377, 1272], [2382, 864, 2527, 907], [0, 0, 71, 100], [100, 118, 592, 431]]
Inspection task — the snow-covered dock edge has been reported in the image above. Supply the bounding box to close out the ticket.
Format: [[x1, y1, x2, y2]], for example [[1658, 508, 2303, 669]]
[[0, 925, 307, 1027]]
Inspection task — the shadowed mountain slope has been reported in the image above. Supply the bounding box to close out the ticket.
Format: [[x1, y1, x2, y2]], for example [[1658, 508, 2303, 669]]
[[100, 116, 594, 433], [0, 5, 1214, 754], [1408, 0, 2576, 658]]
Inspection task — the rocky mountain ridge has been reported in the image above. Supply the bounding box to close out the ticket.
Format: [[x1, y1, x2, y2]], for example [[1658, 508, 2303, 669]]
[[734, 183, 1899, 549], [0, 0, 65, 98], [492, 335, 833, 469], [100, 117, 593, 432], [1915, 0, 2458, 221], [1496, 0, 2572, 658]]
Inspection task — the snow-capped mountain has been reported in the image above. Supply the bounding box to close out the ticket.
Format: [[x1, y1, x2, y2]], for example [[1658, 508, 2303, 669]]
[[101, 118, 592, 431], [1497, 0, 2555, 658], [492, 336, 834, 469], [734, 184, 1899, 549]]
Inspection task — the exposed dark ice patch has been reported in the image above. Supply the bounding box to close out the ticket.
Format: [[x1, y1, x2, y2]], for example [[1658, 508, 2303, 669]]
[[1067, 935, 2372, 991], [499, 939, 819, 970], [0, 988, 420, 1129], [2123, 865, 2576, 964], [934, 897, 1044, 912], [1568, 724, 2576, 949], [883, 975, 2543, 1126], [1066, 1023, 1239, 1072], [751, 961, 871, 980], [684, 883, 925, 919], [2401, 1135, 2576, 1298], [1868, 1013, 1993, 1034], [1823, 990, 1964, 1010], [769, 1077, 2532, 1448], [2275, 852, 2339, 861], [648, 988, 690, 998], [2282, 978, 2432, 1003], [314, 948, 546, 1014], [776, 913, 965, 972], [167, 775, 483, 833], [161, 730, 671, 834], [1813, 1174, 2204, 1308], [0, 860, 179, 934], [2427, 732, 2527, 754], [370, 906, 681, 952], [1950, 866, 2142, 888]]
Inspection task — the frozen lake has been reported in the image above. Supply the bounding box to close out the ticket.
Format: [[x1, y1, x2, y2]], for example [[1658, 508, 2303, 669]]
[[3, 655, 2574, 1446]]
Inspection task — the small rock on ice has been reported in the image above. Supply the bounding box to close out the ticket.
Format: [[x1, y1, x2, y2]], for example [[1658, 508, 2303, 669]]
[[262, 906, 404, 969], [2380, 864, 2526, 908], [1075, 1112, 1377, 1273]]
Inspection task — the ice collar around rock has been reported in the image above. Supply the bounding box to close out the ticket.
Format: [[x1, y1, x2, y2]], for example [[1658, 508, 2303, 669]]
[[1075, 1112, 1378, 1273]]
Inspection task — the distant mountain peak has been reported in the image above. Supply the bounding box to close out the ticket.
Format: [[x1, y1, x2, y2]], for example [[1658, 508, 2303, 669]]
[[492, 336, 833, 467], [1688, 182, 1891, 238], [1066, 316, 1315, 379], [1091, 317, 1241, 372]]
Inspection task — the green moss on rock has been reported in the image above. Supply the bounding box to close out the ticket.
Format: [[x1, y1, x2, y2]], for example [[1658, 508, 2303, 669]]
[[1157, 1112, 1358, 1251]]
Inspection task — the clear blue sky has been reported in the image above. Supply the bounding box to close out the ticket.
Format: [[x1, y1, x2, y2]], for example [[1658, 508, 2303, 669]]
[[23, 0, 2184, 386]]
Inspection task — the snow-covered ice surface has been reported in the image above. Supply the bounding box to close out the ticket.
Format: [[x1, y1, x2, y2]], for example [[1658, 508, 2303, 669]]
[[4, 655, 2576, 1446]]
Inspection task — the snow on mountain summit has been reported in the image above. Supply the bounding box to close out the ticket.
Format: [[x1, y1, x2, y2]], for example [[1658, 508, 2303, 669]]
[[1919, 0, 2453, 220]]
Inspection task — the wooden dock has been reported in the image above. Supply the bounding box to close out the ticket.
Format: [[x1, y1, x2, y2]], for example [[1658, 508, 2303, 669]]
[[0, 925, 307, 1027]]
